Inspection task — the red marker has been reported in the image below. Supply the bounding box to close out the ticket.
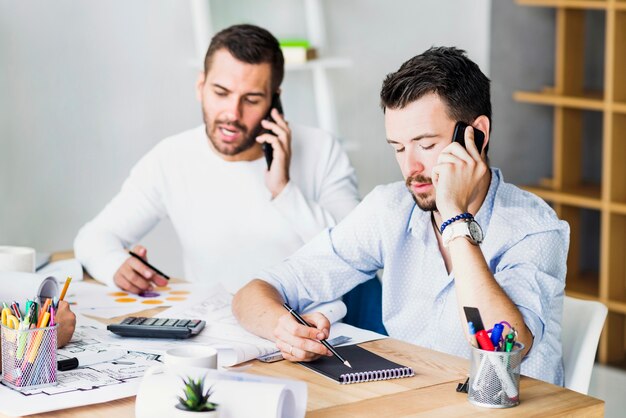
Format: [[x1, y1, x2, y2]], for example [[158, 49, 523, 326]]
[[475, 329, 495, 351]]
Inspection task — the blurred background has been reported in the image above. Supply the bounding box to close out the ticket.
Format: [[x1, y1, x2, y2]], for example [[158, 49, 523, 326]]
[[1, 0, 552, 273]]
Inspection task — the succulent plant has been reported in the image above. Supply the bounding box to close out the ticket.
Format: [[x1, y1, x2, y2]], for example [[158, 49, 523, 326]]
[[176, 376, 218, 412]]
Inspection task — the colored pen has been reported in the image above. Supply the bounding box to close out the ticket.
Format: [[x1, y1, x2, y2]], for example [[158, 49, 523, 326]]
[[283, 303, 352, 368], [128, 251, 170, 280], [59, 276, 73, 301], [475, 329, 495, 351], [505, 332, 516, 352], [58, 349, 126, 371], [468, 321, 478, 348], [11, 301, 21, 320], [490, 323, 505, 350]]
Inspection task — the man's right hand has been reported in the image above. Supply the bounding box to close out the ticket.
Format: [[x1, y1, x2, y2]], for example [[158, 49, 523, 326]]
[[273, 311, 333, 362], [113, 245, 168, 294]]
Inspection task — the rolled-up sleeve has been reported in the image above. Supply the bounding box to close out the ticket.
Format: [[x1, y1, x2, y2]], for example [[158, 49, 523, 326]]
[[258, 187, 387, 313], [494, 226, 568, 345]]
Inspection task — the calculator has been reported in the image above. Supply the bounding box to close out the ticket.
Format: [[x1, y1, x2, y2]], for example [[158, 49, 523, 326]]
[[107, 317, 206, 339]]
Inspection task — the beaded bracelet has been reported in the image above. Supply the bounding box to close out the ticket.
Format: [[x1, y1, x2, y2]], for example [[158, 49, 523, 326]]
[[440, 212, 473, 234]]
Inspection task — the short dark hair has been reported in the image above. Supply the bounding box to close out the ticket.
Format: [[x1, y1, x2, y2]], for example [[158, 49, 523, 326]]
[[204, 24, 285, 92], [380, 46, 492, 153]]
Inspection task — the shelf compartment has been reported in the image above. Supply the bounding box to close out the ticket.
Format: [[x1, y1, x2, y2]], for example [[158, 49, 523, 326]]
[[517, 0, 608, 11], [567, 271, 600, 298], [559, 206, 602, 299], [609, 113, 626, 203], [514, 90, 605, 110], [605, 214, 626, 303], [612, 12, 626, 102], [522, 184, 602, 209]]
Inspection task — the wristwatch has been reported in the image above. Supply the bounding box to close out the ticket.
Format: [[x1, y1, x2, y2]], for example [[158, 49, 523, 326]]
[[442, 219, 484, 248]]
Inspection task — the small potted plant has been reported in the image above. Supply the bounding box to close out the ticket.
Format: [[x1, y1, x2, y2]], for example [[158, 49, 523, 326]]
[[175, 375, 219, 417]]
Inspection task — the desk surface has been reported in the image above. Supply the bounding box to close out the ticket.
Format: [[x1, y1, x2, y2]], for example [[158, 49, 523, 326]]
[[14, 253, 605, 417]]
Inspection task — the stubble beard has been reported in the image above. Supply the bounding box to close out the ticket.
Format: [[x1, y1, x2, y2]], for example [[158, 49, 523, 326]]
[[405, 174, 438, 212], [202, 106, 260, 156]]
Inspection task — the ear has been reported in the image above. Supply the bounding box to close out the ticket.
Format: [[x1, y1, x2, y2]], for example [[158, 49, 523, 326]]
[[195, 71, 206, 102], [472, 115, 490, 152]]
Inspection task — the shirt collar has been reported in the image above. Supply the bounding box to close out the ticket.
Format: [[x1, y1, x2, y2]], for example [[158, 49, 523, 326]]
[[406, 168, 502, 237]]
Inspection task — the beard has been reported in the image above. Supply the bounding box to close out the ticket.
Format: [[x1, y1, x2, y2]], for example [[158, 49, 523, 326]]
[[405, 173, 438, 212], [202, 107, 261, 156]]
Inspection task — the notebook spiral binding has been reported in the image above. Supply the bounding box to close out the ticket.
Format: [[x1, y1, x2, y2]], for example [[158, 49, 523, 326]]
[[339, 366, 415, 384]]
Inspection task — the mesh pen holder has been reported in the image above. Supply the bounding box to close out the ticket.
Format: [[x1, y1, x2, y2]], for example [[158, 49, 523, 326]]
[[1, 324, 58, 390], [468, 342, 524, 408]]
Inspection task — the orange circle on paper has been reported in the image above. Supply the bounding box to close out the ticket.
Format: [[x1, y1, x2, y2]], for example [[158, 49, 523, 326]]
[[142, 300, 164, 305], [109, 292, 128, 297], [165, 297, 187, 301], [169, 291, 190, 295], [154, 286, 171, 291], [115, 298, 137, 303]]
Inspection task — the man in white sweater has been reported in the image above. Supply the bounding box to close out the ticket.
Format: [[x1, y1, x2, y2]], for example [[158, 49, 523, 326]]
[[74, 24, 359, 294]]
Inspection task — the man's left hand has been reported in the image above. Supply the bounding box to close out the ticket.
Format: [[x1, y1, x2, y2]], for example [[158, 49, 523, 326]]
[[256, 109, 292, 198]]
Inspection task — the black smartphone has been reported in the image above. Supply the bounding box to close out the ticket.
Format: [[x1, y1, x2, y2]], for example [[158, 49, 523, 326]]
[[262, 93, 284, 169], [452, 121, 485, 153]]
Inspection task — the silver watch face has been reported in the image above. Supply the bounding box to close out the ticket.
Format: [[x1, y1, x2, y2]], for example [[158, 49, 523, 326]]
[[468, 220, 484, 243]]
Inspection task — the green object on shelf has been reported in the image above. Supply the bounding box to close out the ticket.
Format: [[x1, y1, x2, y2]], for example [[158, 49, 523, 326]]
[[279, 39, 311, 48]]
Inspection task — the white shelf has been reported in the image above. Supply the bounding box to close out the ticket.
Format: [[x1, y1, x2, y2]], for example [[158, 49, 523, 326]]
[[188, 0, 353, 140], [189, 56, 352, 72], [285, 57, 352, 71]]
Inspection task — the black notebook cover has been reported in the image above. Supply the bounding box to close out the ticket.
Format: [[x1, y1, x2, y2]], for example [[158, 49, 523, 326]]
[[299, 344, 415, 384]]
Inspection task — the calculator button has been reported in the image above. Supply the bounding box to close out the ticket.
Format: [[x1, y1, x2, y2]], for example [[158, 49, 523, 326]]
[[164, 319, 179, 327], [188, 320, 201, 327], [121, 317, 135, 324], [153, 318, 167, 326], [142, 318, 158, 326], [135, 317, 147, 325], [176, 320, 190, 327], [128, 317, 143, 325]]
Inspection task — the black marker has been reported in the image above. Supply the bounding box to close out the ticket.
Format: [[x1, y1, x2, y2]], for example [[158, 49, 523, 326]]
[[283, 303, 352, 368], [128, 251, 170, 280]]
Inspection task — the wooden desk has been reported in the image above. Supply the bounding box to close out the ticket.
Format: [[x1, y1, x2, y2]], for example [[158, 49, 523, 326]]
[[17, 254, 604, 417]]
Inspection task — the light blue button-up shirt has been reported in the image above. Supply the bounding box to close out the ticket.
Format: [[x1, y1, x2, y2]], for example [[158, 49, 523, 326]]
[[260, 169, 569, 385]]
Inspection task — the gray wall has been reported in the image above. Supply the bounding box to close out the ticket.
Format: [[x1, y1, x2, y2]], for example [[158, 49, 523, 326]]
[[1, 0, 490, 277]]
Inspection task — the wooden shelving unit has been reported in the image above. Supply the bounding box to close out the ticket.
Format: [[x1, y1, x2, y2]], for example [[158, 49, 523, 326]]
[[515, 0, 626, 366]]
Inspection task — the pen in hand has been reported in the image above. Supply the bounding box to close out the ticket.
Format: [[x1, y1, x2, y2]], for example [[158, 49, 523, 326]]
[[128, 250, 170, 280], [283, 302, 352, 368]]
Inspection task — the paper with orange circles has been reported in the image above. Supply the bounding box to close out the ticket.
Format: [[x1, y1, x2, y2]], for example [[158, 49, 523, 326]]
[[65, 281, 214, 319]]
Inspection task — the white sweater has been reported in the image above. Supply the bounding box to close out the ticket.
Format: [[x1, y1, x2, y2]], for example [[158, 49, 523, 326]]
[[74, 124, 360, 292]]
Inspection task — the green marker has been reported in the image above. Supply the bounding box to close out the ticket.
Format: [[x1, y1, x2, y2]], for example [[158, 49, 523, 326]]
[[504, 332, 515, 352]]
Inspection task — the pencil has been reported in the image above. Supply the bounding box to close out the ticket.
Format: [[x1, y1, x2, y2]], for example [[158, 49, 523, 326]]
[[59, 276, 72, 301], [283, 303, 352, 368], [128, 251, 170, 280]]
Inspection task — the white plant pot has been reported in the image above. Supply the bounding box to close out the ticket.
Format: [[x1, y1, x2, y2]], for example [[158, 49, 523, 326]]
[[173, 406, 219, 418]]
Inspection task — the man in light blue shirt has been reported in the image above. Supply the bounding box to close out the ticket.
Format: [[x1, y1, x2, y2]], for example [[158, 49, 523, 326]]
[[233, 47, 569, 385]]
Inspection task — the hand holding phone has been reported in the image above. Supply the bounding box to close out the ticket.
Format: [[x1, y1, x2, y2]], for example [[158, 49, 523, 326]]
[[452, 121, 485, 154], [262, 93, 284, 169]]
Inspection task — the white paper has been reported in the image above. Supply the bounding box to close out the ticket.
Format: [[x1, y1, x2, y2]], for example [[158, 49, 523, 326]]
[[37, 258, 84, 281], [135, 365, 307, 418], [67, 281, 214, 319]]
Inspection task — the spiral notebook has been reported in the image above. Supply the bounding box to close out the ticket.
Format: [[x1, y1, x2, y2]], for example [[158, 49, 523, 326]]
[[299, 344, 415, 384]]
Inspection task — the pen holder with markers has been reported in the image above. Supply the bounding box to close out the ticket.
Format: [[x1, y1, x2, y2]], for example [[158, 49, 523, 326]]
[[1, 324, 58, 390], [468, 342, 523, 408]]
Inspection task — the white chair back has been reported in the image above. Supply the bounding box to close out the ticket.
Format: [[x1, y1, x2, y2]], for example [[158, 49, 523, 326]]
[[561, 296, 607, 394]]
